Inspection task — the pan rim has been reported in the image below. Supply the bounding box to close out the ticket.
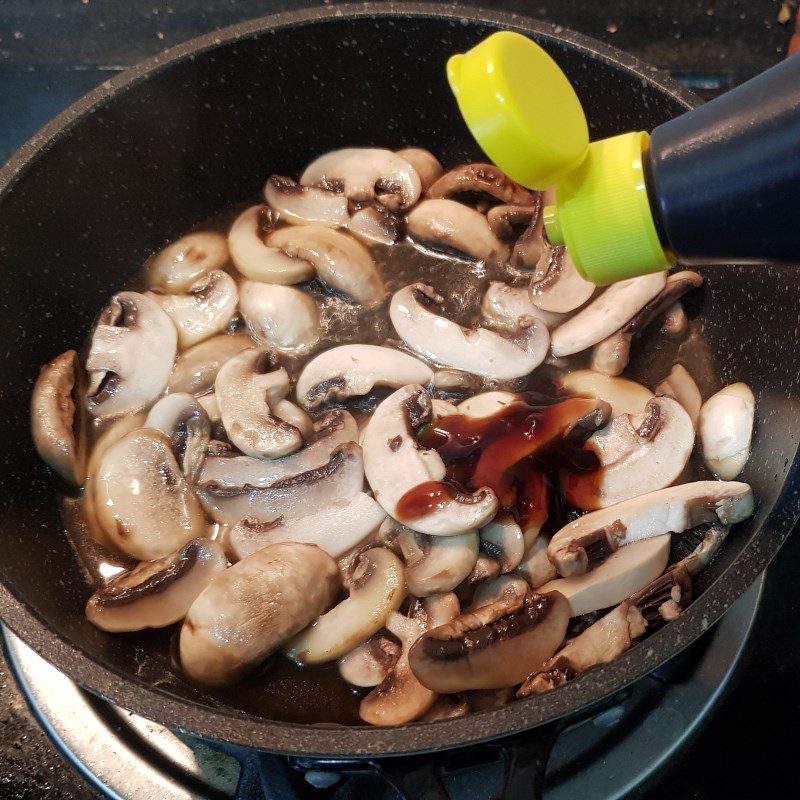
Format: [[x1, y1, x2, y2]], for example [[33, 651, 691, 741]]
[[1, 2, 796, 757]]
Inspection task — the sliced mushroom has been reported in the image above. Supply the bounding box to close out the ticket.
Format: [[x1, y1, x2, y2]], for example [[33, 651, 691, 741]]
[[144, 393, 211, 482], [422, 694, 471, 720], [296, 344, 433, 410], [145, 231, 229, 293], [198, 441, 365, 525], [564, 397, 695, 509], [214, 348, 303, 459], [427, 163, 535, 206], [457, 390, 518, 418], [479, 517, 525, 573], [409, 590, 570, 692], [301, 147, 422, 211], [265, 225, 385, 305], [271, 399, 314, 440], [148, 270, 238, 350], [348, 206, 404, 246], [699, 382, 755, 479], [395, 147, 443, 191], [238, 281, 321, 351], [486, 204, 539, 240], [362, 385, 498, 536], [167, 333, 251, 396], [31, 350, 87, 485], [458, 553, 502, 600], [95, 429, 207, 561], [529, 245, 595, 314], [481, 282, 565, 331], [263, 175, 348, 227], [196, 393, 226, 440], [285, 548, 405, 664], [515, 536, 558, 588], [86, 291, 177, 418], [359, 595, 459, 726], [558, 370, 653, 418], [537, 534, 670, 617], [470, 574, 530, 611], [224, 492, 386, 561], [228, 205, 312, 284], [431, 398, 459, 419], [517, 599, 648, 697], [390, 284, 548, 380], [547, 480, 755, 578], [549, 273, 667, 358], [590, 271, 704, 375], [200, 409, 358, 487], [86, 538, 227, 633], [661, 301, 688, 337], [406, 199, 508, 263], [180, 542, 339, 686], [655, 364, 702, 428], [397, 526, 479, 596], [338, 635, 401, 688], [432, 369, 483, 394]]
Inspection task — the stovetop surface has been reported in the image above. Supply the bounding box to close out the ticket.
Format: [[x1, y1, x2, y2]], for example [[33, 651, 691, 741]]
[[1, 2, 797, 798]]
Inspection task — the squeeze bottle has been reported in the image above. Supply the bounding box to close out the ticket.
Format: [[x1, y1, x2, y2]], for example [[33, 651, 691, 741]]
[[447, 32, 800, 284]]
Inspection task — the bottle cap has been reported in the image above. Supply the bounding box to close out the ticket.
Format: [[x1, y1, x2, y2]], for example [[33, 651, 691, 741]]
[[447, 31, 673, 284]]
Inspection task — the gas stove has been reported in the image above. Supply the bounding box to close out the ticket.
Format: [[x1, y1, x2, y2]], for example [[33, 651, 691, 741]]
[[0, 575, 762, 800]]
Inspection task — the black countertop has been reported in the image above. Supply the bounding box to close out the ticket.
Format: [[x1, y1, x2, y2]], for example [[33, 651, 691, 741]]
[[0, 2, 798, 798]]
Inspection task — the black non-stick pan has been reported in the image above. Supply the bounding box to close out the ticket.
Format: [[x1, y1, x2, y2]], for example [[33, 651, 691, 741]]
[[1, 4, 798, 798]]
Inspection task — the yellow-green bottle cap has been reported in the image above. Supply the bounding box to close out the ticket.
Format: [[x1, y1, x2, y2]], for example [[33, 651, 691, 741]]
[[447, 32, 674, 284], [447, 31, 588, 189]]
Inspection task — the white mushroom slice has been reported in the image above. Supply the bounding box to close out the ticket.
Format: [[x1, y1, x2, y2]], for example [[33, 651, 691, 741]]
[[296, 344, 434, 410], [459, 553, 502, 596], [537, 534, 670, 617], [362, 385, 498, 536], [699, 383, 755, 479], [470, 574, 530, 611], [263, 175, 348, 227], [547, 480, 755, 578], [224, 492, 386, 561], [432, 370, 483, 394], [95, 429, 207, 561], [515, 536, 557, 589], [148, 270, 238, 350], [479, 517, 525, 573], [196, 393, 224, 439], [86, 538, 227, 633], [31, 350, 86, 485], [395, 147, 443, 191], [397, 526, 479, 596], [558, 370, 653, 418], [145, 231, 229, 293], [214, 348, 303, 459], [481, 282, 565, 331], [426, 163, 536, 206], [180, 542, 339, 686], [198, 442, 365, 525], [549, 273, 667, 358], [530, 245, 595, 314], [86, 291, 177, 418], [422, 694, 471, 721], [338, 636, 401, 688], [661, 301, 688, 337], [565, 397, 695, 510], [301, 148, 422, 211], [431, 398, 459, 419], [655, 364, 702, 428], [390, 284, 548, 379], [591, 271, 704, 375], [238, 281, 321, 352], [271, 399, 313, 440], [405, 199, 507, 262], [145, 393, 211, 482], [267, 225, 385, 304], [486, 204, 539, 240], [359, 596, 459, 726], [348, 206, 404, 246], [457, 391, 518, 418], [228, 205, 314, 284], [200, 409, 358, 487], [167, 333, 250, 397], [286, 548, 405, 664]]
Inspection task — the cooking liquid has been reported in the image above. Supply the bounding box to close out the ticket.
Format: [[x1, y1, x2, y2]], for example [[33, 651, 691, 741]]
[[60, 197, 711, 726]]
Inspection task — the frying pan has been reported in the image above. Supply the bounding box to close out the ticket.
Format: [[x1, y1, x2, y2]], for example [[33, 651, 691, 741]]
[[1, 4, 798, 797]]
